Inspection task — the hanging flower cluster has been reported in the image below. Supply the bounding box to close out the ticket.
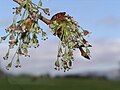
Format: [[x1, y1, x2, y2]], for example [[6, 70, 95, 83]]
[[50, 12, 92, 71], [0, 0, 91, 71], [0, 0, 49, 70]]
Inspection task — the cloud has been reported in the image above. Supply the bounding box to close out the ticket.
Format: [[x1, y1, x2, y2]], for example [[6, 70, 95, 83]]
[[96, 16, 120, 26], [0, 38, 120, 76]]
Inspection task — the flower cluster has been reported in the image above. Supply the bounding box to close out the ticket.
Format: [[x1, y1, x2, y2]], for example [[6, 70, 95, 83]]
[[0, 0, 49, 70], [50, 12, 92, 72]]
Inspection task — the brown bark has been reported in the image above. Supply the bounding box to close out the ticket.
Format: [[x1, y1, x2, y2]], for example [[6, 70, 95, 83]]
[[13, 0, 51, 25]]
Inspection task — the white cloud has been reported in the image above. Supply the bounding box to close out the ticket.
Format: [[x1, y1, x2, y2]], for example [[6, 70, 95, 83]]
[[0, 38, 120, 76], [96, 16, 120, 26]]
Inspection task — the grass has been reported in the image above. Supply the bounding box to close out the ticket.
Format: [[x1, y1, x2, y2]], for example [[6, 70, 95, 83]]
[[0, 76, 120, 90]]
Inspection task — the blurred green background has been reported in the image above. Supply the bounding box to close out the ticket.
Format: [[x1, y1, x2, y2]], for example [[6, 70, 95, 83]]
[[0, 75, 120, 90], [0, 69, 120, 90]]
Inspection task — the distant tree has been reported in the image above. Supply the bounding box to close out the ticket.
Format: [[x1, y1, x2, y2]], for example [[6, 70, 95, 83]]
[[0, 69, 4, 78], [0, 0, 91, 72]]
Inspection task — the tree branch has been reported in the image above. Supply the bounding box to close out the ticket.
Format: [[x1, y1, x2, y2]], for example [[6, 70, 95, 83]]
[[13, 0, 51, 25]]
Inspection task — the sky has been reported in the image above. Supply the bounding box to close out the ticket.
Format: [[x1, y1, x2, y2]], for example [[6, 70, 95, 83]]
[[0, 0, 120, 77]]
